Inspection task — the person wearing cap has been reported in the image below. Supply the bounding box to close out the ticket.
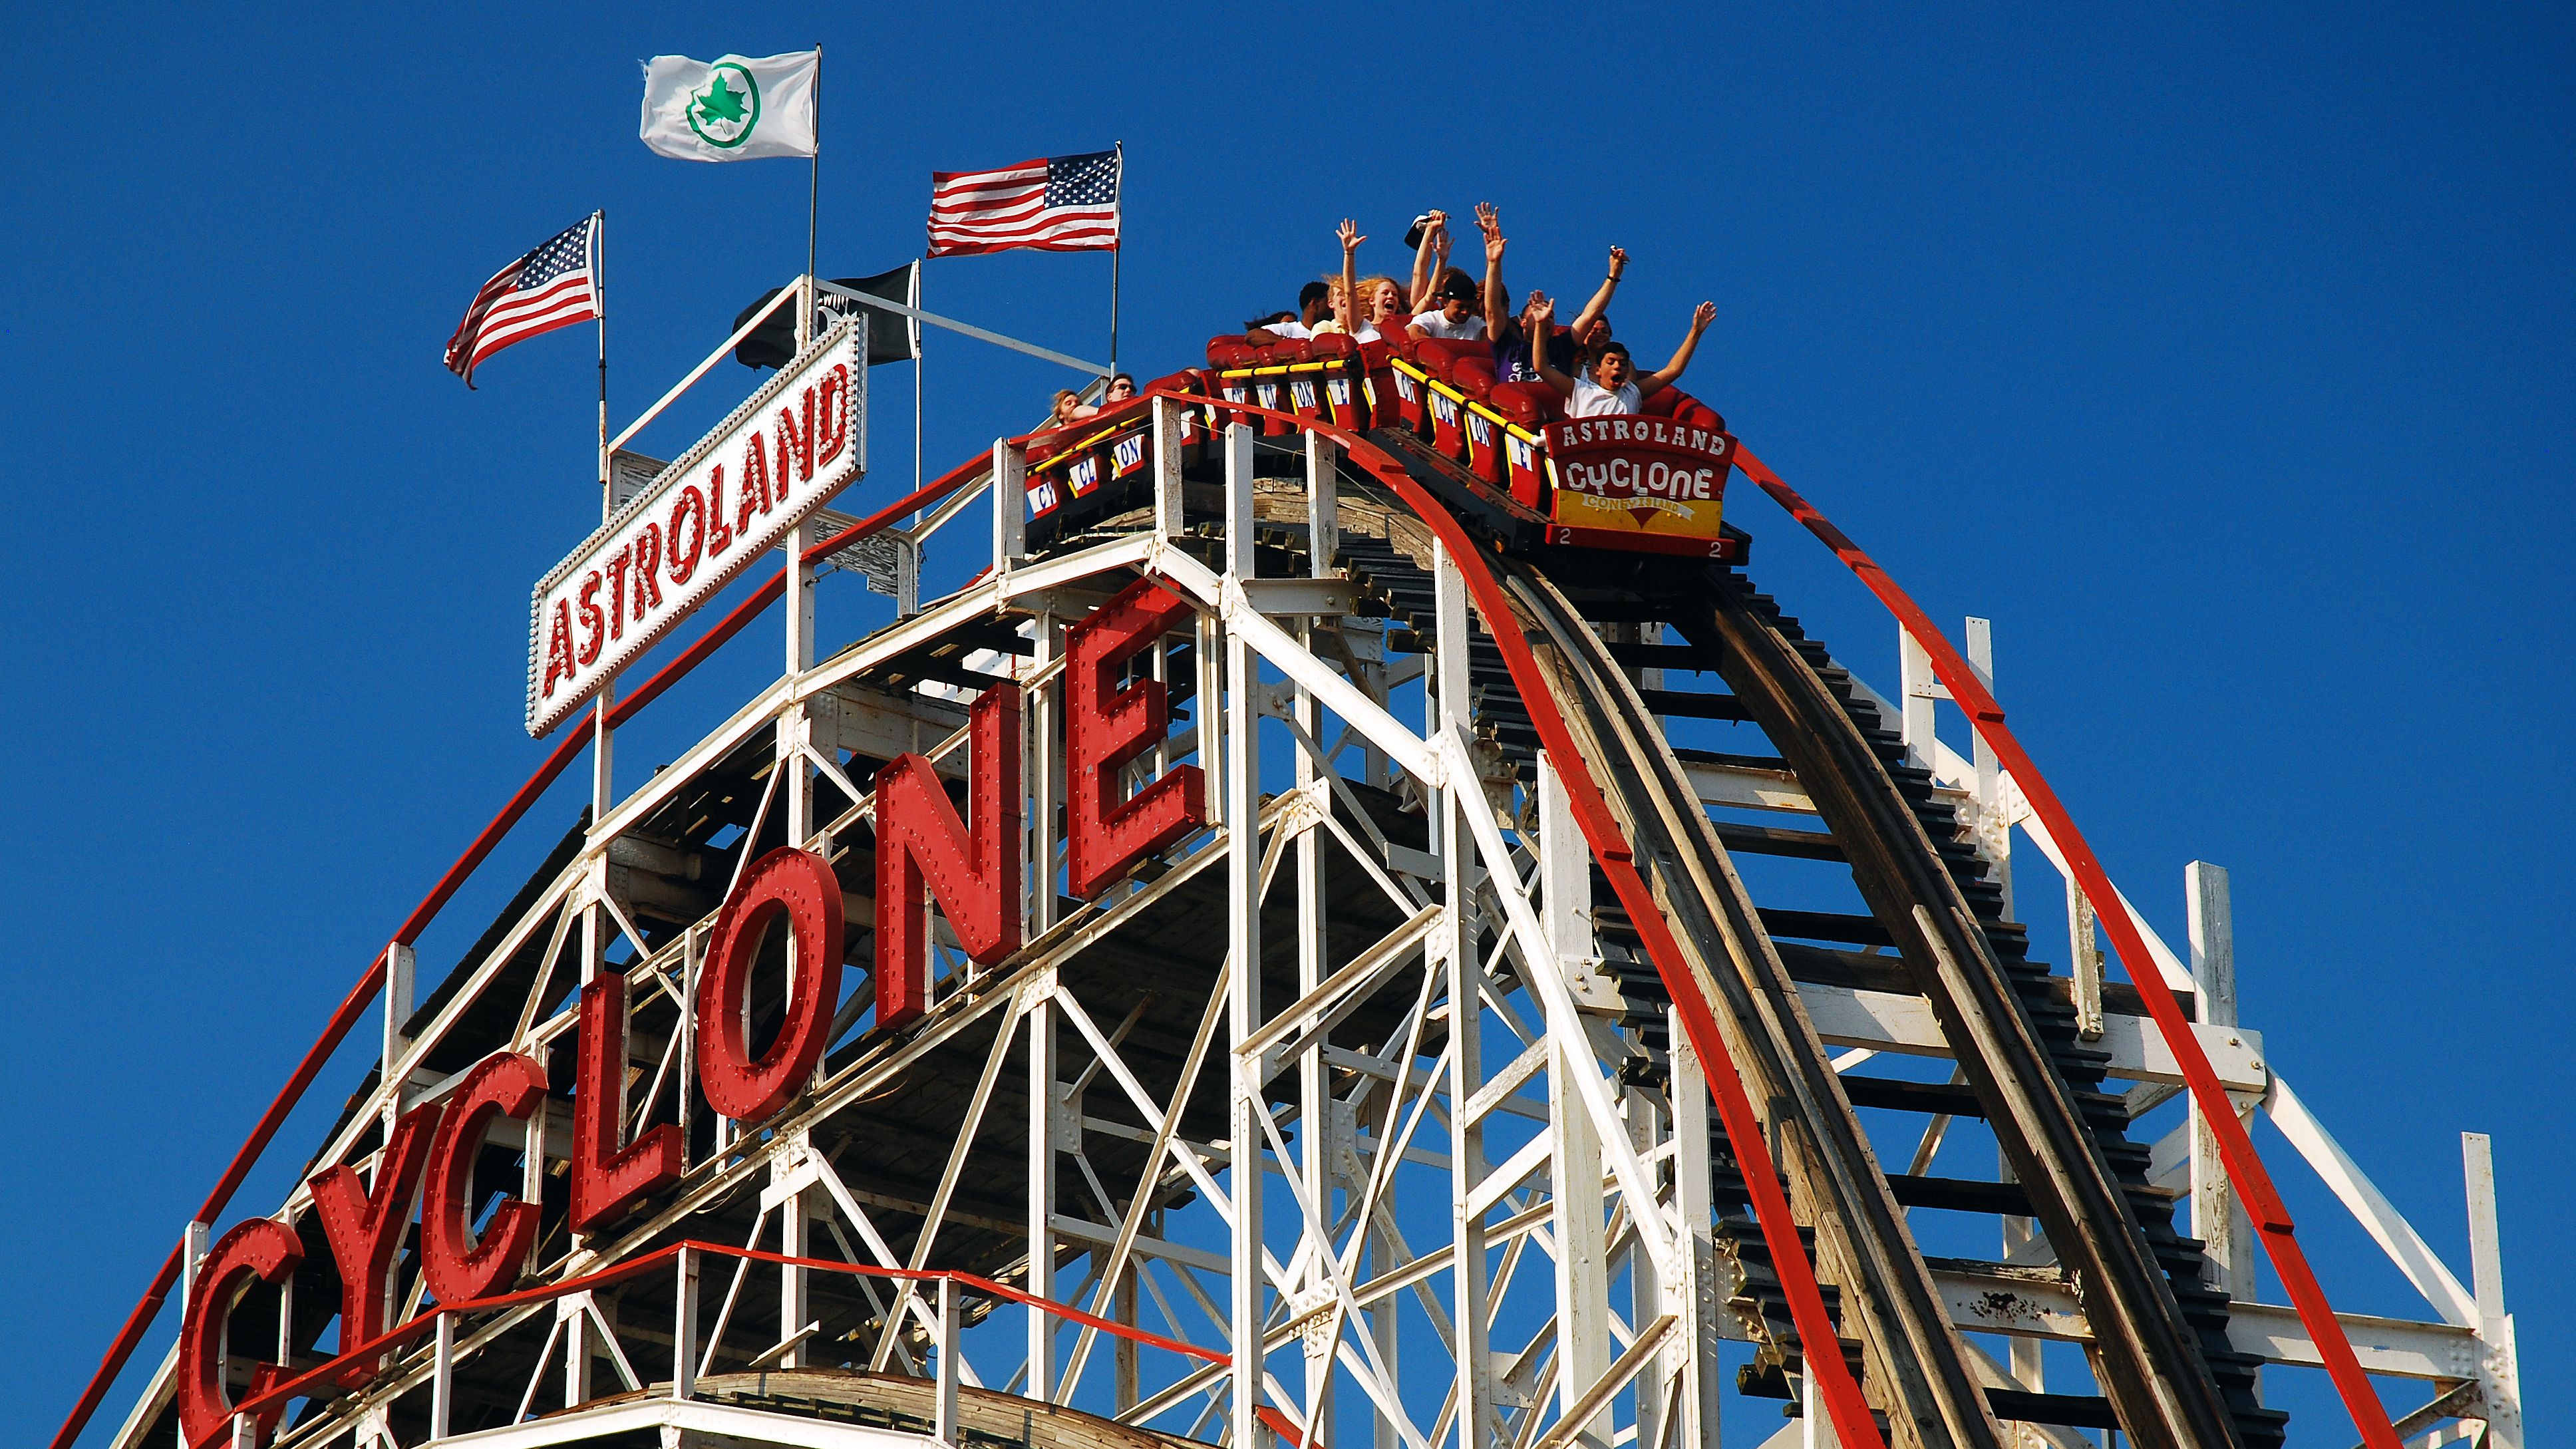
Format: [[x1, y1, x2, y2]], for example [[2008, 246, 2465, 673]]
[[1409, 265, 1488, 341], [1247, 281, 1335, 344], [1527, 294, 1716, 417]]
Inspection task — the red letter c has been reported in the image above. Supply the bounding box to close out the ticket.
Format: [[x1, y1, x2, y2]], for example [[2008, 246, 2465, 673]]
[[420, 1051, 548, 1306], [178, 1218, 302, 1448]]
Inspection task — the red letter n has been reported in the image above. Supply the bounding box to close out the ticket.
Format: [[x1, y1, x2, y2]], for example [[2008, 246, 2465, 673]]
[[874, 685, 1022, 1029], [1066, 580, 1205, 900]]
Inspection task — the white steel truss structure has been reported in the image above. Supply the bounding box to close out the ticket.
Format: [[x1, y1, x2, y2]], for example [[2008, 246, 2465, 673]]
[[99, 297, 2517, 1449]]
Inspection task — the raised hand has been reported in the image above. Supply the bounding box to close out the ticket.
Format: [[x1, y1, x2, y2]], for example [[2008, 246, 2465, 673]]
[[1529, 293, 1557, 327], [1690, 301, 1716, 332], [1607, 245, 1629, 279], [1339, 218, 1365, 254], [1474, 202, 1500, 238]]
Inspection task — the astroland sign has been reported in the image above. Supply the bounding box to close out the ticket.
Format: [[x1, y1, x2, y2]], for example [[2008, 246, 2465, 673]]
[[527, 319, 866, 736]]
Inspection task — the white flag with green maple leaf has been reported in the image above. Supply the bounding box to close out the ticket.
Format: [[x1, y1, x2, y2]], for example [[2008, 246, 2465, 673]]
[[639, 51, 818, 162]]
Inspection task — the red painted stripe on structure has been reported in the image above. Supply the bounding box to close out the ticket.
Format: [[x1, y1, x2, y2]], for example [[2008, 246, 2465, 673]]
[[1730, 444, 2401, 1449], [196, 1239, 1227, 1448]]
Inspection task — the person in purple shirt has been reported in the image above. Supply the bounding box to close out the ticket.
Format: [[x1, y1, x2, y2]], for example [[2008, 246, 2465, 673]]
[[1476, 203, 1626, 383]]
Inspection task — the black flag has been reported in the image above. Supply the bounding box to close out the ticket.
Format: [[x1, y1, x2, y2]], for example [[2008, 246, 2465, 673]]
[[734, 263, 921, 369]]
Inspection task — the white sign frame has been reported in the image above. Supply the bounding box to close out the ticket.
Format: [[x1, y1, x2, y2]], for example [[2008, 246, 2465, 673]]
[[527, 318, 867, 735]]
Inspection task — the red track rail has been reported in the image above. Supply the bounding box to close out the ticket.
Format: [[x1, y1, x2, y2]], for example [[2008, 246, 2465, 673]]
[[1298, 416, 1891, 1449], [1732, 446, 2400, 1449], [49, 464, 979, 1449]]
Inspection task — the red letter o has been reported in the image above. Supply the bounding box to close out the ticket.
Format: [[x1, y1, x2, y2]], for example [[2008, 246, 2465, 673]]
[[696, 847, 844, 1124]]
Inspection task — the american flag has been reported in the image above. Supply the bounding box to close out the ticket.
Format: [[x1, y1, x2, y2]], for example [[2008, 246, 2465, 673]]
[[444, 216, 601, 388], [927, 151, 1120, 257]]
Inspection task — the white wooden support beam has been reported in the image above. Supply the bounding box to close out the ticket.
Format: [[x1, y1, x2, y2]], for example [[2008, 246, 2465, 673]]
[[2186, 861, 2253, 1299], [1307, 432, 1339, 572], [1538, 754, 1616, 1014], [993, 438, 1026, 571], [782, 701, 814, 854], [1028, 990, 1059, 1400], [2065, 880, 2105, 1042], [671, 1246, 699, 1401], [1223, 422, 1255, 579], [1225, 435, 1269, 1449], [2463, 1132, 2523, 1448], [1445, 796, 1495, 1449], [1297, 427, 1337, 1449], [786, 521, 818, 677], [561, 1290, 592, 1412], [2187, 861, 2237, 1025], [1430, 542, 1470, 758], [1550, 1034, 1611, 1449], [1152, 397, 1188, 543], [775, 1146, 811, 1370], [1898, 627, 1937, 760], [1802, 1363, 1839, 1449], [383, 943, 415, 1134], [1964, 617, 2009, 917], [1662, 1011, 1722, 1449], [1199, 607, 1223, 822], [937, 1278, 962, 1445], [592, 679, 617, 824], [676, 927, 701, 1166], [431, 1311, 454, 1436]]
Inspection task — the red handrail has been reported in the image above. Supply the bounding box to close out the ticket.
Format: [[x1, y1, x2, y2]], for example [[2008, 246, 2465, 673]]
[[193, 1238, 1227, 1449], [1732, 446, 2401, 1449], [51, 463, 977, 1449]]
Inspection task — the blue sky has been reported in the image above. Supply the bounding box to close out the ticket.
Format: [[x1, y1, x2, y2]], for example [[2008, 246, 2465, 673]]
[[3, 3, 2568, 1444]]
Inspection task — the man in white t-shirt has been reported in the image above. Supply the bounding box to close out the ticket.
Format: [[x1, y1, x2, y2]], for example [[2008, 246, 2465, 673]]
[[1529, 295, 1716, 416], [1408, 272, 1488, 341], [1247, 281, 1334, 345]]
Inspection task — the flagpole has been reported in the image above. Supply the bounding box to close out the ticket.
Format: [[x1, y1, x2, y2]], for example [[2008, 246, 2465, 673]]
[[802, 44, 820, 350], [595, 210, 609, 500], [591, 208, 615, 832], [912, 261, 924, 498], [1107, 140, 1123, 383]]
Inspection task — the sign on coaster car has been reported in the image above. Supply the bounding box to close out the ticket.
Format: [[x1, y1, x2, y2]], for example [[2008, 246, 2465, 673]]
[[1543, 413, 1737, 558], [526, 319, 868, 736], [178, 579, 1211, 1448]]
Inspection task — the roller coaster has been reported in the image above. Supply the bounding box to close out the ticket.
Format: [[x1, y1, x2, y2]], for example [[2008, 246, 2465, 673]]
[[57, 279, 2523, 1449]]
